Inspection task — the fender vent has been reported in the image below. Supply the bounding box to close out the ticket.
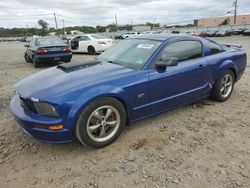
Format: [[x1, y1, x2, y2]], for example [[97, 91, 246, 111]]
[[57, 60, 102, 72]]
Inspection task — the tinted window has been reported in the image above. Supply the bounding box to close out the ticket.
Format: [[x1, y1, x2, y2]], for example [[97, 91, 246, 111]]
[[160, 40, 202, 62], [36, 37, 65, 46], [208, 41, 222, 55]]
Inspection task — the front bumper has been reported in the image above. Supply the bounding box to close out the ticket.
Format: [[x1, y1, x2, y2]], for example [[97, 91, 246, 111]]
[[34, 53, 72, 63], [9, 95, 72, 143]]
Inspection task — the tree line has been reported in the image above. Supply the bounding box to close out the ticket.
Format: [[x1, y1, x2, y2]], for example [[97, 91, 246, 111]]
[[0, 20, 97, 37], [0, 19, 163, 37]]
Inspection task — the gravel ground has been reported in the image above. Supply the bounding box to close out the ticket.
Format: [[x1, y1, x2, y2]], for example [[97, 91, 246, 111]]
[[0, 36, 249, 188]]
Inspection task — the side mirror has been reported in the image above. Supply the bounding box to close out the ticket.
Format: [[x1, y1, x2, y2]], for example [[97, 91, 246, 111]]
[[24, 44, 29, 48], [155, 57, 178, 68]]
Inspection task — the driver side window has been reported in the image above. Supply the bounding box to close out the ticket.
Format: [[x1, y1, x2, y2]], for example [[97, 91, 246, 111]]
[[157, 40, 203, 63]]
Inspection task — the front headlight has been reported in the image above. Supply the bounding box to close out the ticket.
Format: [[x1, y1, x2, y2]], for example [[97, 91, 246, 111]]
[[33, 102, 59, 117]]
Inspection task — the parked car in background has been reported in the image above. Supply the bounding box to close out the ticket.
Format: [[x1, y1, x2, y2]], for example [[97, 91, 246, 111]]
[[171, 30, 180, 34], [192, 32, 208, 37], [186, 31, 196, 35], [24, 36, 72, 68], [141, 31, 162, 35], [215, 30, 226, 37], [121, 32, 139, 39], [215, 30, 233, 37], [70, 34, 113, 54], [207, 30, 218, 37], [114, 35, 124, 40], [10, 34, 247, 148], [231, 29, 246, 35], [243, 29, 250, 36]]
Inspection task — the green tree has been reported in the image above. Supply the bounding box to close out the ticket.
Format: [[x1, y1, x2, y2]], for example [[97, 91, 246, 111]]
[[96, 25, 106, 33], [38, 19, 49, 36], [220, 18, 230, 26], [145, 22, 160, 29]]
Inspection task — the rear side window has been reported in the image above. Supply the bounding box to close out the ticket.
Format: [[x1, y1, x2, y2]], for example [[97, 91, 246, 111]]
[[160, 40, 203, 62], [208, 42, 222, 55], [79, 36, 90, 41]]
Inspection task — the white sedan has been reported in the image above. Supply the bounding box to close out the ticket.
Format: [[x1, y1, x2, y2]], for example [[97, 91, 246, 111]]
[[70, 34, 114, 54], [121, 32, 139, 39]]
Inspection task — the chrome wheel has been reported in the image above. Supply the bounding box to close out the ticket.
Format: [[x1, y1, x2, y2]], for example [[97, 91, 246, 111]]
[[220, 74, 233, 98], [86, 105, 120, 142]]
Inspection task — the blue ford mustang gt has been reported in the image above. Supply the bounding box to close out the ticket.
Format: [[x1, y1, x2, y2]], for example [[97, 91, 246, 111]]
[[10, 34, 247, 148]]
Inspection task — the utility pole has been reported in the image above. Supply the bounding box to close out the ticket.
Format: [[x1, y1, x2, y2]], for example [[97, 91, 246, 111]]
[[115, 14, 118, 31], [62, 19, 65, 35], [53, 12, 59, 34], [234, 0, 238, 25]]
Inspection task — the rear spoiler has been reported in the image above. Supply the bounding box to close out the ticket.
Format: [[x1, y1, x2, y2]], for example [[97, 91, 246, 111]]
[[221, 43, 242, 48]]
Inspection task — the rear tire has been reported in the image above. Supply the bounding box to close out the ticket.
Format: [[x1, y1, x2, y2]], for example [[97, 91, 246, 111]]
[[88, 46, 96, 55], [211, 70, 235, 102], [33, 58, 40, 68], [75, 97, 126, 148]]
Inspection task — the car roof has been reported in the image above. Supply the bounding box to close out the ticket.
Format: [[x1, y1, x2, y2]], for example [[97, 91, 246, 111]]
[[131, 33, 201, 42]]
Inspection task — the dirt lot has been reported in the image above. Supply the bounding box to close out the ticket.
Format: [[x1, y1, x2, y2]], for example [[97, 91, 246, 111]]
[[0, 36, 249, 188]]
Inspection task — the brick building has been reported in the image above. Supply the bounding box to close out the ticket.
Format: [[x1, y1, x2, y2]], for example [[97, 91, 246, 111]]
[[194, 14, 250, 27]]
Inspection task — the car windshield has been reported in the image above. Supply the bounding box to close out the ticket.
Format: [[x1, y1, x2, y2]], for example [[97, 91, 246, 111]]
[[36, 37, 65, 46], [97, 39, 162, 70], [91, 34, 107, 39]]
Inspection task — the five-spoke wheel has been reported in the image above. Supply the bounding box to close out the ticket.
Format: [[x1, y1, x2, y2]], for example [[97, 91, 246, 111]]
[[211, 70, 235, 101], [87, 105, 120, 143], [220, 73, 233, 98], [75, 97, 126, 148]]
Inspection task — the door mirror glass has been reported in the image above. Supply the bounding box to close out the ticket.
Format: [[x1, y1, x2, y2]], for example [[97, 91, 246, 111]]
[[155, 57, 178, 68]]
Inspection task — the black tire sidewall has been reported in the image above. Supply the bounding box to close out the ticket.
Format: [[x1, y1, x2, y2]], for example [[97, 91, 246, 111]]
[[211, 70, 235, 102], [33, 58, 40, 68], [24, 53, 32, 63], [88, 46, 95, 55], [75, 97, 126, 148]]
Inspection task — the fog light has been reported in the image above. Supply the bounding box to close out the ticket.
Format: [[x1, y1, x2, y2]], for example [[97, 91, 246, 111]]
[[48, 125, 64, 130]]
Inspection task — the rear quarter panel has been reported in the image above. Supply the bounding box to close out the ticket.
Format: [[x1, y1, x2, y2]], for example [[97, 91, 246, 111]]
[[205, 49, 247, 83]]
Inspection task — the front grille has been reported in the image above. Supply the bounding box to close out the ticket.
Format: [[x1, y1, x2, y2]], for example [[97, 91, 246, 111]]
[[20, 97, 37, 113]]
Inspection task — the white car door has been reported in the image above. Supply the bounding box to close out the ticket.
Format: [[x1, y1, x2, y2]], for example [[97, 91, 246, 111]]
[[78, 36, 91, 53]]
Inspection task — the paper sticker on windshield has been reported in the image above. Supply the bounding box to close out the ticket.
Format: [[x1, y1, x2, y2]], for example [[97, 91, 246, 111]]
[[136, 59, 144, 64], [137, 44, 154, 49]]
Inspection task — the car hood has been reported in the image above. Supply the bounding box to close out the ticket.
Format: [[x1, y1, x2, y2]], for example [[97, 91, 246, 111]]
[[14, 60, 134, 102]]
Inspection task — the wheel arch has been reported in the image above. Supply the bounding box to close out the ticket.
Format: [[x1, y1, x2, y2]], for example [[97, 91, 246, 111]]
[[67, 87, 132, 133], [216, 60, 238, 82], [87, 45, 95, 50]]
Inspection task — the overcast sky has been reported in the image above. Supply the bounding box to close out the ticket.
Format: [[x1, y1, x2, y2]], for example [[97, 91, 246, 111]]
[[0, 0, 249, 28]]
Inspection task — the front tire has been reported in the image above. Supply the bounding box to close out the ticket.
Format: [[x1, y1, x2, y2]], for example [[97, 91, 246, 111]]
[[211, 70, 235, 102], [75, 97, 126, 148], [24, 53, 32, 63]]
